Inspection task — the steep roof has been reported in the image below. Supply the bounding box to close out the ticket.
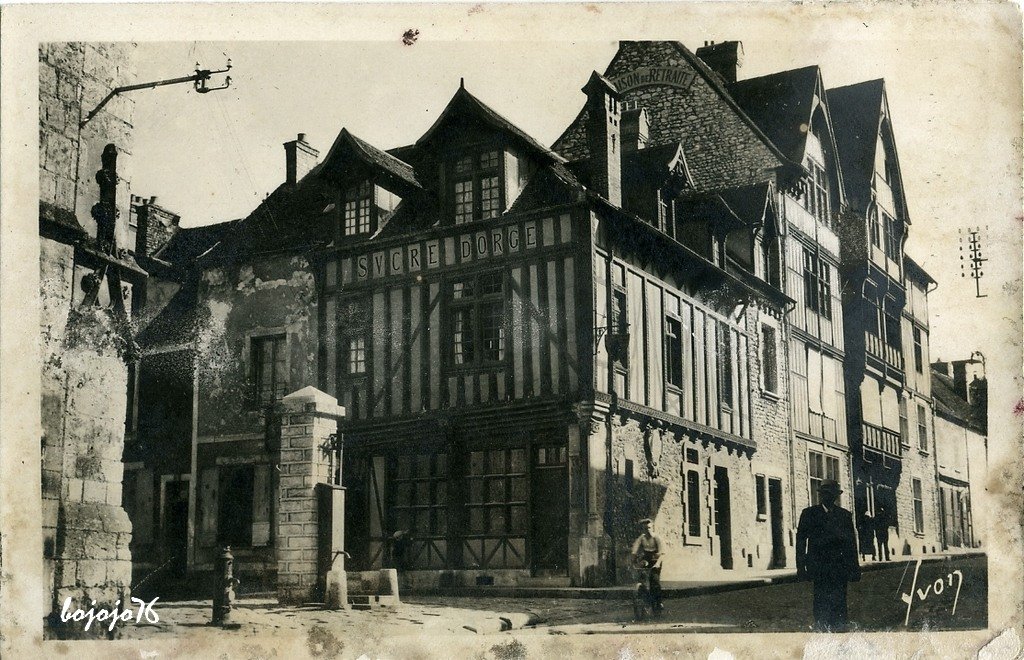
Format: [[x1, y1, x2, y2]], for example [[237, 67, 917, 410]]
[[728, 66, 820, 165], [311, 128, 421, 192], [827, 79, 885, 206], [931, 370, 985, 434], [417, 84, 564, 164], [155, 221, 237, 266], [552, 41, 793, 192]]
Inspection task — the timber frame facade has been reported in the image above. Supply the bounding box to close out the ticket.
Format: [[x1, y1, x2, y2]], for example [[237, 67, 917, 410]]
[[127, 39, 958, 590]]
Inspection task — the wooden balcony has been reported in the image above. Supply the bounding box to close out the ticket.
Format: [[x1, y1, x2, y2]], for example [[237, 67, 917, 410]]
[[862, 421, 902, 458], [865, 331, 904, 372], [808, 410, 838, 444]]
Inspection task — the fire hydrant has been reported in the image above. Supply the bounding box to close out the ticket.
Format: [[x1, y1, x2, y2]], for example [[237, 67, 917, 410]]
[[211, 545, 241, 627]]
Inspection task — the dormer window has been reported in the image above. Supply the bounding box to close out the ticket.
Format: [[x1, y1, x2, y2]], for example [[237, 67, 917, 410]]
[[344, 181, 372, 235], [452, 149, 503, 224]]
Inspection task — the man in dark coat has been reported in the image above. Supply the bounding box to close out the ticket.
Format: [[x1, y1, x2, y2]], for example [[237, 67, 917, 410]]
[[796, 479, 861, 631]]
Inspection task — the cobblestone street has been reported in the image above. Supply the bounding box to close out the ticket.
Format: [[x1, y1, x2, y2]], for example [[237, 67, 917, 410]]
[[117, 555, 984, 648]]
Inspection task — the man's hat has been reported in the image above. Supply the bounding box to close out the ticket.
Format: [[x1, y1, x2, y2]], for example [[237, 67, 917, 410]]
[[819, 479, 842, 493]]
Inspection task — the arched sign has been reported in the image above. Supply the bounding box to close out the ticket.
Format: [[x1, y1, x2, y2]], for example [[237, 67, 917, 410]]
[[611, 67, 696, 94]]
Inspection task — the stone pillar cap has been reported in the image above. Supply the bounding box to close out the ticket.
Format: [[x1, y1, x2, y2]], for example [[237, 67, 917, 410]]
[[282, 385, 346, 419]]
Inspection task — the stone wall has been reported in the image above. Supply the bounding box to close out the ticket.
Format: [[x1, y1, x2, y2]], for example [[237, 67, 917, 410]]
[[39, 41, 139, 636], [554, 40, 783, 192]]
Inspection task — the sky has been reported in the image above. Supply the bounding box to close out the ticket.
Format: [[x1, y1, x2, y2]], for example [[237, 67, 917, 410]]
[[128, 5, 1021, 362]]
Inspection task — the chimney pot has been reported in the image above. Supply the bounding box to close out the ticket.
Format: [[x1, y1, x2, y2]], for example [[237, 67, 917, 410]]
[[149, 196, 158, 205], [298, 133, 307, 142]]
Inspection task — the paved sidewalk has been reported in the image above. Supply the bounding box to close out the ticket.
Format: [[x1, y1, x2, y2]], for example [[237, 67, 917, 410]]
[[117, 597, 538, 641]]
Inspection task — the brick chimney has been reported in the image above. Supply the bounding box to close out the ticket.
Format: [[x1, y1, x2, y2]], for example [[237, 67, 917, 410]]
[[133, 194, 180, 258], [284, 133, 319, 185], [695, 41, 744, 84], [583, 71, 622, 207], [621, 106, 650, 154]]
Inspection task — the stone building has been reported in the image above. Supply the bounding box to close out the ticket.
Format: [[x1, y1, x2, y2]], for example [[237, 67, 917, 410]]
[[127, 39, 954, 593], [931, 355, 987, 549], [39, 42, 143, 633]]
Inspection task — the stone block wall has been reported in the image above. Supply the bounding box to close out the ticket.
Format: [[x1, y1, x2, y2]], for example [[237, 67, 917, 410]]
[[39, 41, 139, 635], [276, 387, 344, 604]]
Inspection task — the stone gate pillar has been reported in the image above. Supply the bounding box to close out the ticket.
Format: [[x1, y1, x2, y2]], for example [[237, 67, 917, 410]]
[[276, 387, 345, 604]]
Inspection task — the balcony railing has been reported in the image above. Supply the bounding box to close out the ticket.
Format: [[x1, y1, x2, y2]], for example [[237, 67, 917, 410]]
[[865, 331, 904, 371], [808, 411, 838, 444], [862, 421, 902, 458]]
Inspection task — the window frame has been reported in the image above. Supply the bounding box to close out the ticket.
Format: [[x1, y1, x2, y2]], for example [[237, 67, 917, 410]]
[[665, 313, 683, 390], [802, 248, 833, 320], [760, 322, 779, 396], [250, 333, 288, 409], [912, 478, 924, 535], [450, 148, 505, 225], [912, 326, 924, 373], [808, 449, 840, 506], [682, 448, 702, 542], [448, 271, 507, 371], [917, 402, 929, 452], [717, 321, 734, 410], [343, 180, 373, 236], [755, 473, 767, 520]]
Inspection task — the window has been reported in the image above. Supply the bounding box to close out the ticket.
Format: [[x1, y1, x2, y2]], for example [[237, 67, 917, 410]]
[[808, 450, 840, 506], [391, 454, 448, 568], [802, 160, 830, 225], [347, 336, 367, 375], [803, 248, 833, 319], [718, 323, 734, 409], [665, 316, 683, 389], [755, 474, 767, 517], [884, 304, 901, 349], [761, 323, 778, 394], [452, 149, 503, 224], [464, 448, 528, 568], [450, 272, 505, 367], [218, 465, 254, 546], [884, 214, 901, 261], [252, 334, 287, 407], [344, 181, 372, 236], [869, 208, 881, 247], [912, 478, 924, 534], [683, 449, 701, 538], [917, 403, 928, 451], [609, 267, 629, 368], [913, 327, 924, 373], [899, 397, 909, 446]]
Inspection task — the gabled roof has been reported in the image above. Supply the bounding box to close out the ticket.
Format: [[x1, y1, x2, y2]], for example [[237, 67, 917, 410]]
[[552, 41, 794, 193], [623, 142, 694, 191], [716, 181, 776, 229], [416, 84, 564, 164], [311, 128, 421, 192], [931, 370, 986, 434], [826, 79, 885, 207], [728, 66, 820, 165]]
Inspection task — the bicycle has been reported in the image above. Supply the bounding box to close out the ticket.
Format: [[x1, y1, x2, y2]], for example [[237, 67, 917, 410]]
[[632, 555, 660, 621]]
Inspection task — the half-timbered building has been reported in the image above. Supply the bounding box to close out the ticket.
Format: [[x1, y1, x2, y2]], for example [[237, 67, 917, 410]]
[[127, 39, 953, 591], [830, 80, 943, 555]]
